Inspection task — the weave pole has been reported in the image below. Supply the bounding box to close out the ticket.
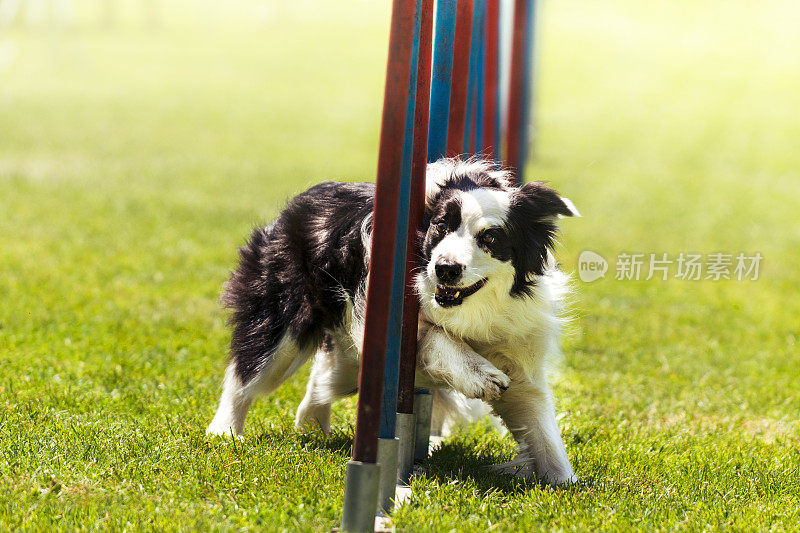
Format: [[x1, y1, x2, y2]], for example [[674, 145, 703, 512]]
[[473, 2, 486, 154], [519, 0, 537, 164], [376, 0, 423, 514], [464, 0, 485, 154], [504, 0, 536, 182], [340, 1, 415, 530], [396, 0, 434, 485], [413, 0, 458, 462], [445, 0, 474, 156], [482, 0, 500, 159], [427, 0, 457, 161]]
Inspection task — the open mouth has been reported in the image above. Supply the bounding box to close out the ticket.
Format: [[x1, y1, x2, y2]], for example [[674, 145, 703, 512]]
[[434, 278, 488, 308]]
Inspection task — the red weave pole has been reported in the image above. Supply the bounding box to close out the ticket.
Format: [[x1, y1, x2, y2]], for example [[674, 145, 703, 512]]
[[397, 0, 434, 416], [351, 0, 416, 465], [505, 0, 528, 182], [445, 0, 474, 156], [483, 0, 500, 159]]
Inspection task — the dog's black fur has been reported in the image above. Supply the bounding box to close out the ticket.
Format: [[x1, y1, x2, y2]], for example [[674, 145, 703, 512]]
[[222, 182, 374, 383]]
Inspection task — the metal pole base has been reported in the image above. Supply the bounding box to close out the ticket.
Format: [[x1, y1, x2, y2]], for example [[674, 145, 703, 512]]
[[413, 390, 433, 462], [376, 437, 400, 513], [394, 412, 416, 484], [341, 460, 381, 532]]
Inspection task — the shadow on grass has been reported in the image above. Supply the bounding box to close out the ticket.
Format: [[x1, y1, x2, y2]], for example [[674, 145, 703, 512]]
[[419, 440, 534, 495], [419, 438, 589, 496], [297, 428, 354, 457], [246, 425, 355, 458], [244, 424, 587, 496]]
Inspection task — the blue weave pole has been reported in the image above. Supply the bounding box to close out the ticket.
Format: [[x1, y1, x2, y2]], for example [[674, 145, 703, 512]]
[[427, 0, 457, 162], [463, 0, 485, 155], [474, 1, 486, 155], [379, 0, 423, 440], [518, 0, 536, 180], [413, 0, 458, 462]]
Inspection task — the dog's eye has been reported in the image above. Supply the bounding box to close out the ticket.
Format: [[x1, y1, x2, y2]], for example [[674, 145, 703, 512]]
[[435, 222, 448, 233], [480, 232, 495, 245]]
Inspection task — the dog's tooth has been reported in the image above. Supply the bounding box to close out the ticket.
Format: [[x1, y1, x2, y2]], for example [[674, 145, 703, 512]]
[[454, 291, 460, 298]]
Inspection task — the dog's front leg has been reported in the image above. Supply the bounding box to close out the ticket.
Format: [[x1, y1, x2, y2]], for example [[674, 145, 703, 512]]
[[416, 325, 510, 401], [488, 381, 576, 486]]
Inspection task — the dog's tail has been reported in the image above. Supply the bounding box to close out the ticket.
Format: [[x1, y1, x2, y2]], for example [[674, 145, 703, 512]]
[[221, 224, 306, 386]]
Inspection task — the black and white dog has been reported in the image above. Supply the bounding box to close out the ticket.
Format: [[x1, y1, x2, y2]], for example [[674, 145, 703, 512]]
[[207, 158, 580, 486]]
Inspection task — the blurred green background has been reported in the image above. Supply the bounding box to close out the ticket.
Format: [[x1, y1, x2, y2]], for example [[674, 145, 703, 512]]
[[1, 0, 798, 530]]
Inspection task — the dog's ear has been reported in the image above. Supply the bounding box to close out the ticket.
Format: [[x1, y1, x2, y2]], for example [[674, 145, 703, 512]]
[[504, 182, 577, 295], [513, 181, 580, 219]]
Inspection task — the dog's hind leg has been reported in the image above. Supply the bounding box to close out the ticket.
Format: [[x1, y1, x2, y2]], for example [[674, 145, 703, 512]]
[[206, 362, 253, 437], [295, 336, 336, 433], [207, 334, 315, 437], [295, 333, 359, 434]]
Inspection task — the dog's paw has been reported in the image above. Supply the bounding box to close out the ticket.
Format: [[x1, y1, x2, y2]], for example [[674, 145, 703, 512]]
[[459, 362, 510, 401], [487, 460, 578, 487], [205, 423, 244, 439], [547, 472, 578, 487], [294, 405, 332, 435]]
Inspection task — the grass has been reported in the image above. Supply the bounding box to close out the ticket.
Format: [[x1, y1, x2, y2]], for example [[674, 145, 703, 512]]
[[1, 0, 799, 530]]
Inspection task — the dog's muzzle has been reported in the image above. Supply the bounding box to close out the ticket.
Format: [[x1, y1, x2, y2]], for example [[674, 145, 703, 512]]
[[434, 278, 488, 308]]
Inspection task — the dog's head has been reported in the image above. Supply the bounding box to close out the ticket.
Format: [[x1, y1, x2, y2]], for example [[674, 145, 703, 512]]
[[417, 158, 579, 318]]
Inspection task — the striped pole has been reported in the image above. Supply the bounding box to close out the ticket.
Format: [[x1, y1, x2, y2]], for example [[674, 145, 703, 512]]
[[340, 0, 416, 529], [427, 0, 457, 160], [396, 0, 434, 484], [505, 0, 532, 183], [414, 0, 459, 463], [482, 0, 500, 159], [464, 0, 485, 154], [445, 0, 474, 156], [519, 0, 537, 166], [376, 0, 424, 513], [473, 1, 486, 155]]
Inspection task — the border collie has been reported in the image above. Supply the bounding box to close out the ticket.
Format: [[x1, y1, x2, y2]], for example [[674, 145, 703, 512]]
[[207, 158, 580, 486]]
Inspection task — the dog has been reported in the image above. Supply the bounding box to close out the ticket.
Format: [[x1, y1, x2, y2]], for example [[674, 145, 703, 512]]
[[207, 158, 580, 486]]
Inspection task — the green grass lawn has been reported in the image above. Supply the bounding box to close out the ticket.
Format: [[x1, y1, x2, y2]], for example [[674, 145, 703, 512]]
[[2, 0, 799, 530]]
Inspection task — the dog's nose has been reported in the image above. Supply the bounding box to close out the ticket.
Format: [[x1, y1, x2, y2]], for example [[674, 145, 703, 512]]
[[435, 261, 463, 284]]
